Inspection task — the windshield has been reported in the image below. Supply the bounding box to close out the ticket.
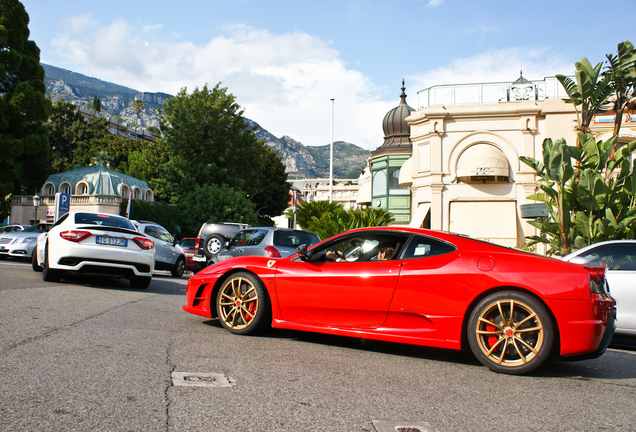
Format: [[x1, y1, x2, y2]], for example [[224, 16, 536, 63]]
[[22, 224, 51, 233], [74, 213, 136, 230]]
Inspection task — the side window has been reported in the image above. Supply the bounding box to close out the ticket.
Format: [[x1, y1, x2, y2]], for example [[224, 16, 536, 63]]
[[248, 230, 268, 246], [311, 234, 407, 262], [144, 226, 158, 239], [579, 244, 636, 270], [156, 226, 173, 243], [403, 235, 456, 259], [230, 230, 254, 247]]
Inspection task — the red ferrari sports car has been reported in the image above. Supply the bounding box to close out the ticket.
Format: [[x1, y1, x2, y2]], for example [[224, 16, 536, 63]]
[[183, 227, 616, 374]]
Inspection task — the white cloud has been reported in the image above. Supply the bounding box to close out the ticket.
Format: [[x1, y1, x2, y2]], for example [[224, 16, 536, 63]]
[[49, 17, 392, 150], [48, 16, 574, 152], [426, 0, 446, 7]]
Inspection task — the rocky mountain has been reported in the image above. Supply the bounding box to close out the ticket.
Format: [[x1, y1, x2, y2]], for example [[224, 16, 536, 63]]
[[42, 64, 370, 179]]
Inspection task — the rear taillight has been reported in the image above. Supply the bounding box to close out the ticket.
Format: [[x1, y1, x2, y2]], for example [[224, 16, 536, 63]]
[[264, 245, 281, 258], [134, 237, 154, 250], [584, 265, 607, 294], [194, 237, 201, 251], [60, 230, 91, 243]]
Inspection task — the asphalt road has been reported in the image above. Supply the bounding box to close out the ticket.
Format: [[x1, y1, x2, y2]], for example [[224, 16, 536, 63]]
[[1, 259, 635, 432]]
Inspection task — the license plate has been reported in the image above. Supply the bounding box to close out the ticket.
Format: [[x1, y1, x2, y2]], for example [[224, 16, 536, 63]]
[[96, 237, 128, 247]]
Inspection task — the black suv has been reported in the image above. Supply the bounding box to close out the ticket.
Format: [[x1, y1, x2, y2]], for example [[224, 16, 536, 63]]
[[192, 222, 251, 271]]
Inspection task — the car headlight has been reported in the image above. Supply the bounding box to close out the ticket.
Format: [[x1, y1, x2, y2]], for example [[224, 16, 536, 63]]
[[20, 237, 36, 244]]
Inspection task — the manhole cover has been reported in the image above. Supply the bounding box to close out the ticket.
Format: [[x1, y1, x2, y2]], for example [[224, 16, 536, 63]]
[[171, 372, 234, 387], [372, 420, 436, 432]]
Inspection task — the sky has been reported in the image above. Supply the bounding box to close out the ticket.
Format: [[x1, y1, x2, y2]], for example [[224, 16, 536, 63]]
[[20, 0, 636, 150]]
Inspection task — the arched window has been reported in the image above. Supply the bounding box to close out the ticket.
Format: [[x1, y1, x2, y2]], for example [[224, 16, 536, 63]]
[[121, 185, 130, 199], [144, 189, 154, 201], [133, 187, 141, 199], [372, 171, 387, 197], [44, 183, 55, 196], [77, 182, 88, 195], [60, 182, 71, 195]]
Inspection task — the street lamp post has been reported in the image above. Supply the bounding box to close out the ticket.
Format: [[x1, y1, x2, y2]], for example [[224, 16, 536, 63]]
[[33, 194, 40, 224], [329, 98, 334, 203]]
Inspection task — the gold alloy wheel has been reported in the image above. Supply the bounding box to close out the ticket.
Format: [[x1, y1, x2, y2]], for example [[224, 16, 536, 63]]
[[474, 299, 544, 368], [218, 275, 259, 330]]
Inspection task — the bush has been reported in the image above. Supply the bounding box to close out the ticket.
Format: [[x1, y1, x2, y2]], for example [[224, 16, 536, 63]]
[[177, 184, 259, 236], [119, 200, 182, 237]]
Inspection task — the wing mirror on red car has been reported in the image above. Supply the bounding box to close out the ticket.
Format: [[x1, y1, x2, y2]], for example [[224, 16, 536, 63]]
[[297, 244, 314, 261]]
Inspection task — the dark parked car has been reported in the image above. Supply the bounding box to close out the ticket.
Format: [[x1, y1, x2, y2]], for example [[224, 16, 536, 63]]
[[178, 237, 196, 272], [215, 227, 320, 263], [192, 222, 251, 271]]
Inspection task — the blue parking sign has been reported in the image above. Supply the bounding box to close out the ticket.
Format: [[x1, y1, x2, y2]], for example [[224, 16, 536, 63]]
[[55, 192, 70, 220]]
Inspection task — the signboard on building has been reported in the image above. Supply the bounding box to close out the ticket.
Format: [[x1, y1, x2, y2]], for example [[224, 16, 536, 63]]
[[55, 192, 70, 221]]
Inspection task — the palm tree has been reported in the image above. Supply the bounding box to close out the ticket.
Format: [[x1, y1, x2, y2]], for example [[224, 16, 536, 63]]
[[557, 58, 613, 148], [133, 99, 144, 125], [603, 40, 636, 148]]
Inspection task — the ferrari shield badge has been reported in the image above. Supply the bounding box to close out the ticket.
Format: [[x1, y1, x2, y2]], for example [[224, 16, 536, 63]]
[[267, 260, 276, 268]]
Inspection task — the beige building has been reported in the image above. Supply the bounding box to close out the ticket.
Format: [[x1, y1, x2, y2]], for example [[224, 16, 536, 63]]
[[400, 74, 636, 250]]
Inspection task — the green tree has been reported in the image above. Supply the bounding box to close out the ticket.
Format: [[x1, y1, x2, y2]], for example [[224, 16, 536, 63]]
[[72, 133, 151, 173], [523, 40, 636, 255], [285, 199, 346, 231], [0, 0, 52, 198], [556, 59, 613, 147], [603, 40, 636, 149], [178, 184, 259, 237], [521, 133, 636, 256], [285, 200, 394, 240], [119, 199, 181, 236], [309, 207, 395, 240], [157, 84, 289, 222], [47, 99, 110, 173], [91, 95, 102, 113], [251, 145, 291, 220]]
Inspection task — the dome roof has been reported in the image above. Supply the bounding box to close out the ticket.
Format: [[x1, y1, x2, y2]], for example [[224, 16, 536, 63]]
[[381, 80, 414, 148], [43, 165, 151, 196]]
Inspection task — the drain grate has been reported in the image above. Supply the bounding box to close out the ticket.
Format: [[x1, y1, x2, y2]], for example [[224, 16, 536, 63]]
[[171, 372, 235, 387], [372, 420, 436, 432]]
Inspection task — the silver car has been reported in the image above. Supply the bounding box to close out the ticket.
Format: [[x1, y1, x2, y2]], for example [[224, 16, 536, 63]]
[[216, 227, 320, 263], [0, 224, 27, 234], [132, 220, 186, 277], [0, 223, 52, 261], [563, 240, 636, 336]]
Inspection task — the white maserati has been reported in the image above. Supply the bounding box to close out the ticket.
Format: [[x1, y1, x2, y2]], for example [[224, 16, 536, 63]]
[[33, 211, 156, 288]]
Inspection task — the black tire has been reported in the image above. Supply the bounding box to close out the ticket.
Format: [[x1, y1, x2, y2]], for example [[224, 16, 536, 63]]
[[42, 244, 61, 282], [216, 272, 271, 335], [130, 276, 151, 289], [204, 235, 224, 258], [468, 291, 553, 375], [32, 249, 42, 272], [171, 257, 185, 277]]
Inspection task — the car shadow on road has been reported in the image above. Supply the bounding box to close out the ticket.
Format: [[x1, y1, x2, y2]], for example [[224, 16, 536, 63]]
[[199, 321, 636, 378], [53, 273, 188, 296]]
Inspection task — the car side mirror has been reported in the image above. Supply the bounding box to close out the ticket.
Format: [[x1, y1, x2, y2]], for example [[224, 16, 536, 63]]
[[297, 244, 313, 261]]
